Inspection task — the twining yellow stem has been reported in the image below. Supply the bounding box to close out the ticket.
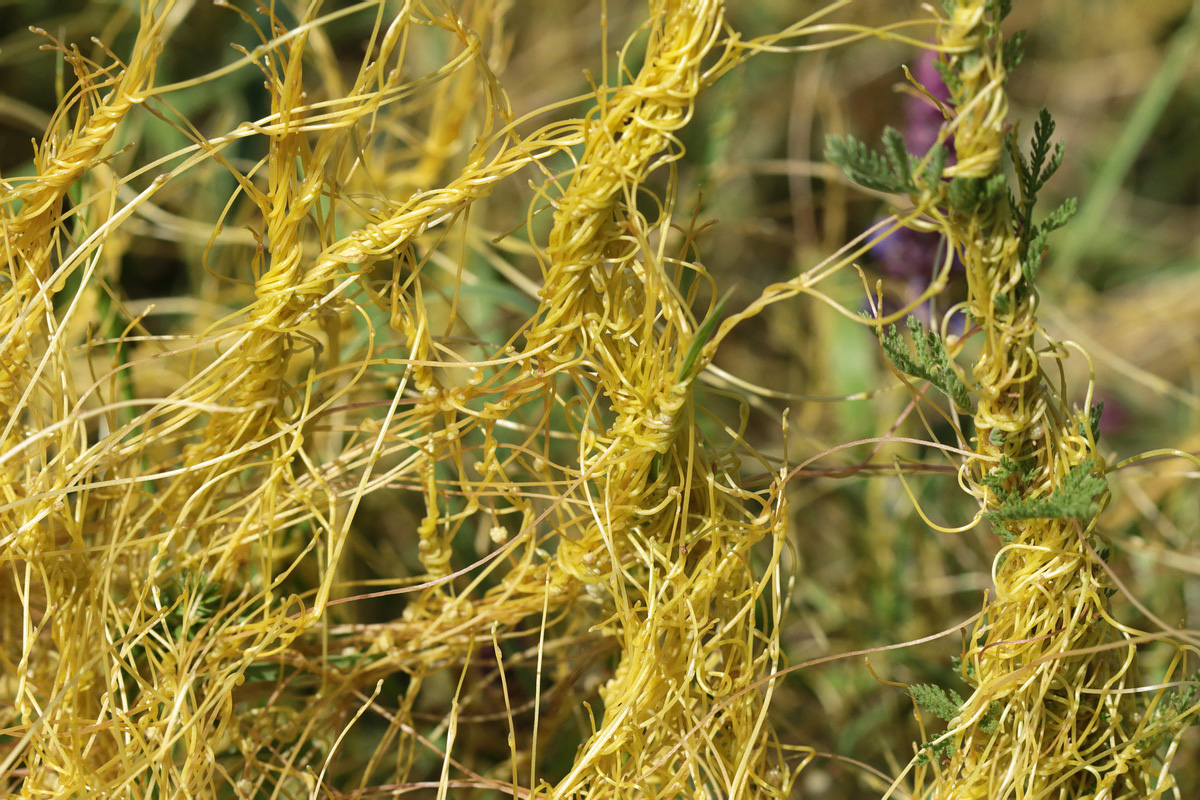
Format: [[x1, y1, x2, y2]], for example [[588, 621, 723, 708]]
[[0, 3, 172, 454]]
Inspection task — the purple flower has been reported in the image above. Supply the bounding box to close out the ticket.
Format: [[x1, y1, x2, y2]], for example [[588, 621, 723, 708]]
[[873, 48, 959, 305], [871, 224, 954, 323], [906, 50, 953, 160]]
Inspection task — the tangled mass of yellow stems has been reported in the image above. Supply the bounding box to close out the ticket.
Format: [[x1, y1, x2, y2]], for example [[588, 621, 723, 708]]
[[1, 0, 1196, 798]]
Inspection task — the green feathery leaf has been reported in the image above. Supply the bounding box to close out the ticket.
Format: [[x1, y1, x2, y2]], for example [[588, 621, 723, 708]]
[[1089, 400, 1105, 441], [933, 56, 962, 99], [911, 683, 964, 765], [1021, 196, 1078, 282], [980, 455, 1021, 501], [881, 316, 972, 411], [984, 458, 1107, 522], [825, 128, 918, 194], [921, 142, 948, 191], [1003, 30, 1027, 73], [979, 701, 1003, 734], [912, 683, 964, 722], [1158, 669, 1200, 724], [912, 682, 1003, 764], [948, 174, 1006, 214], [1017, 108, 1065, 203]]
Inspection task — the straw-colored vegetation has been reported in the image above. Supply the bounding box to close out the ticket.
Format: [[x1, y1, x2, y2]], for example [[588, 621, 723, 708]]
[[2, 0, 1198, 797]]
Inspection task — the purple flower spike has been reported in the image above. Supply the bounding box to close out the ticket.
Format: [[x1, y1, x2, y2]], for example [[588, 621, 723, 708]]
[[873, 48, 960, 300], [907, 49, 954, 162], [862, 47, 964, 322]]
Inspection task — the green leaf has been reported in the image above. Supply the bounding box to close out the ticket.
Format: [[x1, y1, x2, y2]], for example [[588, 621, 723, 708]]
[[1009, 110, 1074, 284], [912, 682, 1003, 764], [980, 455, 1021, 501], [921, 143, 948, 191], [1089, 400, 1104, 441], [652, 291, 733, 481], [979, 701, 1002, 734], [1020, 196, 1078, 282], [825, 128, 918, 194], [676, 290, 732, 383], [916, 735, 956, 765], [912, 683, 964, 722], [882, 127, 917, 189], [947, 174, 1006, 214], [933, 57, 962, 98], [993, 291, 1013, 315], [911, 682, 964, 765], [1003, 30, 1027, 72], [950, 654, 978, 681], [1157, 669, 1200, 724], [1020, 109, 1065, 200], [881, 316, 972, 411], [1042, 196, 1079, 233], [984, 458, 1107, 522]]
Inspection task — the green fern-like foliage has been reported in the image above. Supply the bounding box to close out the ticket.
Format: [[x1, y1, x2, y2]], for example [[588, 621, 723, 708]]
[[947, 173, 1006, 213], [984, 459, 1107, 522], [910, 683, 1003, 765], [1021, 196, 1078, 283], [881, 316, 972, 411], [912, 683, 964, 722], [825, 127, 919, 194], [1010, 108, 1079, 284]]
